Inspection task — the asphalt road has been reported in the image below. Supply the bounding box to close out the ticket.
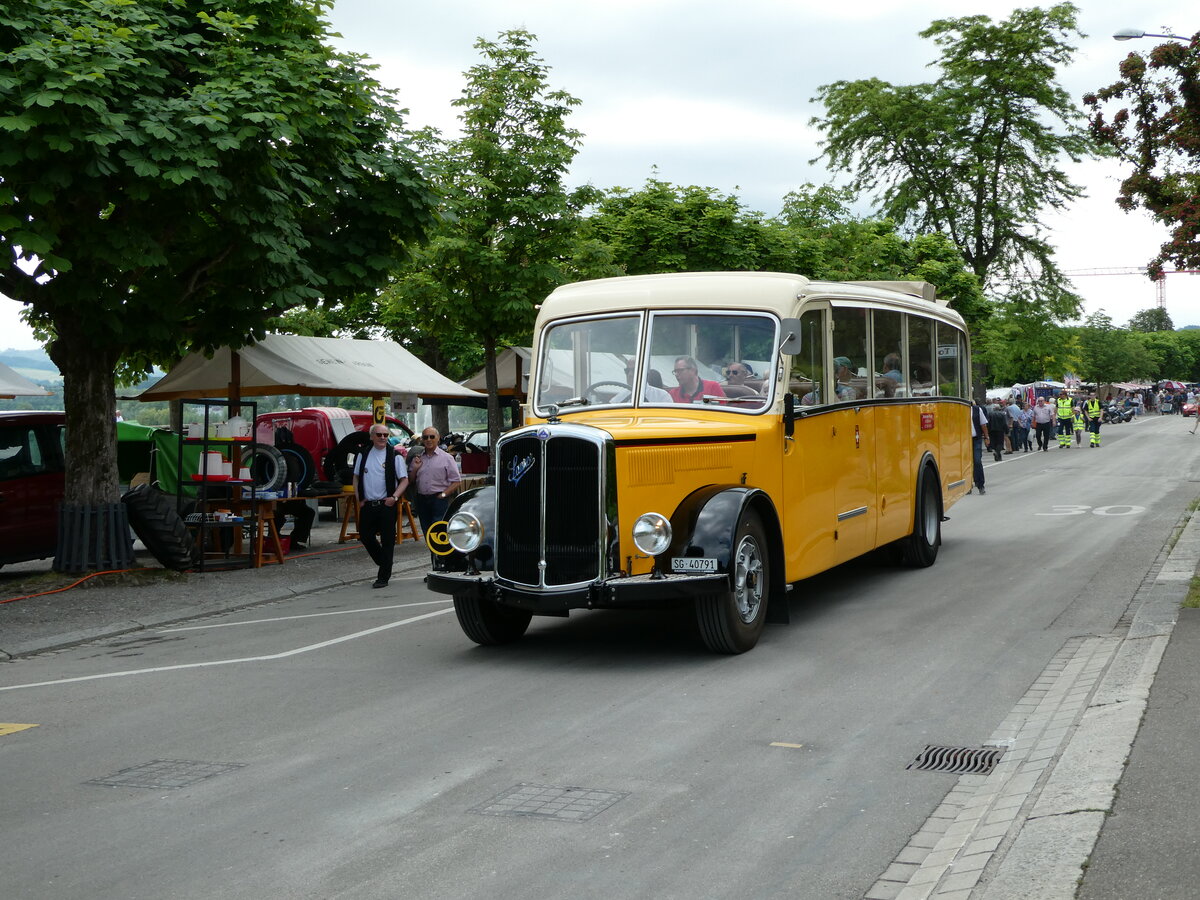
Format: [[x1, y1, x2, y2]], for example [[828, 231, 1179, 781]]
[[1, 413, 1196, 900]]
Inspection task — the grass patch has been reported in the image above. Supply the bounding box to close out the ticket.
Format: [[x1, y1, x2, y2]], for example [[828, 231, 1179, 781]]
[[1185, 576, 1200, 609], [1, 566, 188, 601]]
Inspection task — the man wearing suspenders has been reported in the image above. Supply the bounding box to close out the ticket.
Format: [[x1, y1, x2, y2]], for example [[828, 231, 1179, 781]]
[[353, 425, 409, 588]]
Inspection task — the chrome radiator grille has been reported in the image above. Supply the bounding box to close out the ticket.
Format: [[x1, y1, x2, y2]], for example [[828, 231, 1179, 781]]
[[495, 431, 603, 588]]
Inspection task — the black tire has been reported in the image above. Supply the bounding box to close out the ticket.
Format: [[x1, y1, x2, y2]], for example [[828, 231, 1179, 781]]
[[121, 484, 199, 571], [695, 509, 769, 654], [278, 443, 315, 491], [900, 465, 942, 567], [453, 593, 532, 645], [326, 431, 372, 483], [242, 442, 287, 492]]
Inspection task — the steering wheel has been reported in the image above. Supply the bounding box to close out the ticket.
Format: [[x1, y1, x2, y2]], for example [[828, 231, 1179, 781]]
[[584, 380, 631, 403]]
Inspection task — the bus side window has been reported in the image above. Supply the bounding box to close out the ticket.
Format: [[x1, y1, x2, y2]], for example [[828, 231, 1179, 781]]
[[791, 309, 827, 407], [908, 315, 935, 397], [831, 307, 868, 401]]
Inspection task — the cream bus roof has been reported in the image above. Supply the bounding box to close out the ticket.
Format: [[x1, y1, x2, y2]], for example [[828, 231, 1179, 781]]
[[537, 272, 963, 329]]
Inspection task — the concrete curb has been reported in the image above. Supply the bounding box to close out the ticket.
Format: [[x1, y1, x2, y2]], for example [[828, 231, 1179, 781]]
[[976, 511, 1197, 898]]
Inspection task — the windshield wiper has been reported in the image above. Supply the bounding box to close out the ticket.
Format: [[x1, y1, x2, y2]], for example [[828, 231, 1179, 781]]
[[555, 396, 590, 409]]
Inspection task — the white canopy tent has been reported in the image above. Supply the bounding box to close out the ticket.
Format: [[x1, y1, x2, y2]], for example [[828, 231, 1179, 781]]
[[461, 346, 532, 399], [135, 334, 484, 402], [0, 360, 50, 399]]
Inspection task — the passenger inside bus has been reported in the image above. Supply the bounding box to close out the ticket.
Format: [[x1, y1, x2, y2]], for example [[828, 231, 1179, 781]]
[[613, 359, 670, 403], [834, 357, 865, 401], [669, 356, 726, 404], [721, 361, 762, 399]]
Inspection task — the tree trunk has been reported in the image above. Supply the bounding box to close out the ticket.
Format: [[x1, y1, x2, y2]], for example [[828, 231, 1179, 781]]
[[47, 328, 134, 571], [483, 332, 501, 476], [432, 404, 450, 437]]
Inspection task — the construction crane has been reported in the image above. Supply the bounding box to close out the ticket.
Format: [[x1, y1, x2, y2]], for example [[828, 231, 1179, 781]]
[[1064, 267, 1200, 310]]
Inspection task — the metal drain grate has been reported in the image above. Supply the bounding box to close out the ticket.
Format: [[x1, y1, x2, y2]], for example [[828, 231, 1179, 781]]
[[88, 759, 246, 790], [907, 745, 1004, 775], [470, 783, 628, 822]]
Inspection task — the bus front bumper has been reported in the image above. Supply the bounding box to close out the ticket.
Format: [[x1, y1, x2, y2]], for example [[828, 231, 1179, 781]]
[[426, 570, 729, 613]]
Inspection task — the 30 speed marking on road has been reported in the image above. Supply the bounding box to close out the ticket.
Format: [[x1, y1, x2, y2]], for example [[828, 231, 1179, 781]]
[[1035, 505, 1146, 516]]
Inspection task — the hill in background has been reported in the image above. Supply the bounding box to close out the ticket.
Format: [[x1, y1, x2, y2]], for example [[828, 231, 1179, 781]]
[[0, 346, 60, 384]]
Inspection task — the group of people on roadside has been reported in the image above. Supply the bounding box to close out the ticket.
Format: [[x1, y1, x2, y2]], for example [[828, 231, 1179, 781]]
[[271, 425, 466, 589], [970, 389, 1109, 495]]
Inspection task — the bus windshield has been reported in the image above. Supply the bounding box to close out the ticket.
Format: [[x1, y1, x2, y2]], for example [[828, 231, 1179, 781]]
[[534, 311, 777, 413]]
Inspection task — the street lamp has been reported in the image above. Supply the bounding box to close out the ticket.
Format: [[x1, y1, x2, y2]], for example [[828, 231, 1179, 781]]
[[1112, 28, 1190, 42]]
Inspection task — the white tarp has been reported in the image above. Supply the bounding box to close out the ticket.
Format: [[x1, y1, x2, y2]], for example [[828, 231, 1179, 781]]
[[0, 360, 49, 398], [135, 334, 484, 402], [461, 346, 532, 395]]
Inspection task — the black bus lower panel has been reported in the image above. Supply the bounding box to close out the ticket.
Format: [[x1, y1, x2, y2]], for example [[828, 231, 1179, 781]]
[[427, 571, 729, 614]]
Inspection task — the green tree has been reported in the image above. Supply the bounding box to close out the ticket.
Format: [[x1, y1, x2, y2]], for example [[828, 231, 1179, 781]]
[[584, 177, 786, 274], [811, 3, 1093, 318], [973, 289, 1078, 384], [0, 0, 435, 567], [1128, 306, 1175, 332], [1130, 329, 1194, 380], [1072, 312, 1155, 384], [1084, 34, 1200, 277], [581, 179, 987, 324], [392, 30, 587, 444]]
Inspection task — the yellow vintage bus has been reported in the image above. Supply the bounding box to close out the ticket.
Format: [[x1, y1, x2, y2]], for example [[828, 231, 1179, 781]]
[[427, 272, 972, 653]]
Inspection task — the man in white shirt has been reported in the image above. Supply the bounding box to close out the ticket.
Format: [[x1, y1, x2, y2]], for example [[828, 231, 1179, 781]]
[[352, 426, 409, 588]]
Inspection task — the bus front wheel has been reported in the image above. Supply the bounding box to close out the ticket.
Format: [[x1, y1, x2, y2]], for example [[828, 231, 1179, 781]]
[[453, 594, 532, 645], [695, 510, 769, 653], [900, 467, 941, 568]]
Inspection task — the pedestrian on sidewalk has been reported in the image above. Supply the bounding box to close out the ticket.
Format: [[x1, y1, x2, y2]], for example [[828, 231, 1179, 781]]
[[1056, 390, 1075, 448], [1016, 399, 1034, 451], [970, 398, 989, 495], [1032, 396, 1054, 451], [353, 425, 409, 588], [987, 398, 1008, 461], [1005, 397, 1023, 454], [1084, 392, 1104, 448], [406, 427, 463, 539]]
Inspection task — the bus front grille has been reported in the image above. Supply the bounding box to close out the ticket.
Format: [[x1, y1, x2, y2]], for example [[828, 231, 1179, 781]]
[[496, 433, 603, 588]]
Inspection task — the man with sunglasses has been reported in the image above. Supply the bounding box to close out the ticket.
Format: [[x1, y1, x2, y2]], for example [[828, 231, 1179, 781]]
[[407, 427, 463, 539], [352, 425, 409, 588], [723, 362, 755, 385]]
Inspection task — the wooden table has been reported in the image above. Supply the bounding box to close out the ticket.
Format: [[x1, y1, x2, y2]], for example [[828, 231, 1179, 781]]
[[339, 493, 421, 544], [209, 492, 351, 568]]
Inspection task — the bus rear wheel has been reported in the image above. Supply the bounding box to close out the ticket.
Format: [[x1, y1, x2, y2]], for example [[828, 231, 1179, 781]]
[[900, 466, 941, 568], [453, 593, 532, 645], [696, 510, 769, 653]]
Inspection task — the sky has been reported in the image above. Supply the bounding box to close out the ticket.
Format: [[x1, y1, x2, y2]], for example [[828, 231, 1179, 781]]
[[2, 0, 1197, 351]]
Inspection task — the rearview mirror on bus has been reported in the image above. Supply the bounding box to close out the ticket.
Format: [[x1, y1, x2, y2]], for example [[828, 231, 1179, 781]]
[[778, 318, 802, 355]]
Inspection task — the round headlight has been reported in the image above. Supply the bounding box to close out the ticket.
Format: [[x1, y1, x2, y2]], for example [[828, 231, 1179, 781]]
[[632, 512, 672, 556], [447, 511, 484, 553]]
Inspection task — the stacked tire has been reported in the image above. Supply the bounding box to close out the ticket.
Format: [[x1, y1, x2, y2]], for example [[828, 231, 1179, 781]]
[[121, 484, 198, 571]]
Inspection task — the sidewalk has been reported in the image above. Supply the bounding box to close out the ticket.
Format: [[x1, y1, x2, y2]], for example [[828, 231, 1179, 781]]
[[0, 513, 433, 660], [866, 506, 1200, 900], [1075, 607, 1200, 899]]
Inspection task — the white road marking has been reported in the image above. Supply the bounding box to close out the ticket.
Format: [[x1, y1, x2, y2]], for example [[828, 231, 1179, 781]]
[[158, 599, 452, 632], [0, 607, 456, 693]]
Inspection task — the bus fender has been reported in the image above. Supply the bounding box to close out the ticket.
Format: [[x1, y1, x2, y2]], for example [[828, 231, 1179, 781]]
[[431, 485, 495, 573], [661, 485, 788, 624]]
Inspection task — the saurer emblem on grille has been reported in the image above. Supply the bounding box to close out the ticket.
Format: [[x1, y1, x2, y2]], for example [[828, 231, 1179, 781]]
[[535, 427, 551, 441], [508, 453, 536, 486]]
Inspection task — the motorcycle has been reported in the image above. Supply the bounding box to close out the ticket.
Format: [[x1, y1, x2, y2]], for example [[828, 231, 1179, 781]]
[[1102, 404, 1134, 424]]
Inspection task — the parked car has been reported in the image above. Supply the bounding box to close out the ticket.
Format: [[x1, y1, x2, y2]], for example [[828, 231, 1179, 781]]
[[0, 410, 65, 567]]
